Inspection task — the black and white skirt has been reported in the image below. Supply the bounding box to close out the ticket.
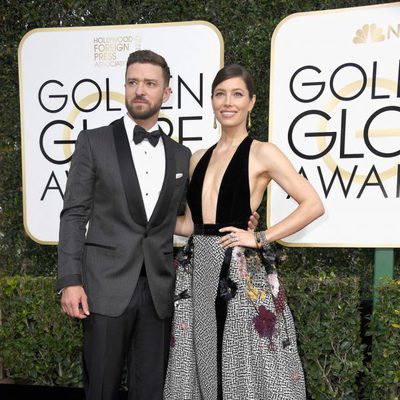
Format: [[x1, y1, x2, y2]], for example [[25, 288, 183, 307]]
[[164, 233, 306, 400]]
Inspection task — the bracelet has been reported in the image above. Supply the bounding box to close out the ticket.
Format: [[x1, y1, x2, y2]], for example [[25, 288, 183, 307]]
[[253, 232, 260, 249], [255, 231, 269, 250]]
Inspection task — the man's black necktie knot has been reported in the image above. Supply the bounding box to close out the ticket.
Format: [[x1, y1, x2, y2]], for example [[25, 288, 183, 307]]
[[133, 125, 161, 147]]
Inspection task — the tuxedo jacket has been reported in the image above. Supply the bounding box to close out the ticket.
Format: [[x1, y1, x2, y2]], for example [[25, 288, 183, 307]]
[[56, 117, 191, 319]]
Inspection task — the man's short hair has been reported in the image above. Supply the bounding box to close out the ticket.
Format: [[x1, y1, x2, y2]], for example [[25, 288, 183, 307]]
[[126, 50, 170, 86]]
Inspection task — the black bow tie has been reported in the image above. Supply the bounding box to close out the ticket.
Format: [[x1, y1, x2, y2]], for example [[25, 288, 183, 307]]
[[133, 125, 161, 147]]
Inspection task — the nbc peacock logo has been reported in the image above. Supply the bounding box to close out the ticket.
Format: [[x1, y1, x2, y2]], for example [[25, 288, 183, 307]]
[[353, 24, 385, 44]]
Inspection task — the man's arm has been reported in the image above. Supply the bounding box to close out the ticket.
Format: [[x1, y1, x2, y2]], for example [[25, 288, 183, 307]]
[[61, 285, 90, 319], [57, 131, 96, 317]]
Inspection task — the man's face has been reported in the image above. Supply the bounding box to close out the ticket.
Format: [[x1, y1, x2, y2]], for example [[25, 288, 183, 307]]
[[125, 62, 171, 121]]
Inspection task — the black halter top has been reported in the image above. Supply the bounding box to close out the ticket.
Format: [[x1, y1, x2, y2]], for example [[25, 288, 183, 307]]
[[187, 136, 253, 227]]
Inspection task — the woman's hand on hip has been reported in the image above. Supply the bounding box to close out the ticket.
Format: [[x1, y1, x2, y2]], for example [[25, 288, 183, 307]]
[[219, 227, 259, 249]]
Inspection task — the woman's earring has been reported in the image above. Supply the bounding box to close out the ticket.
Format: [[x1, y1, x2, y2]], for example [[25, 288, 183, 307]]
[[247, 113, 252, 129], [213, 115, 217, 129]]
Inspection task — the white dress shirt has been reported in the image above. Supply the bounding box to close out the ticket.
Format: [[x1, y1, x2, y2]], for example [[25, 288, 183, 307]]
[[124, 115, 166, 221]]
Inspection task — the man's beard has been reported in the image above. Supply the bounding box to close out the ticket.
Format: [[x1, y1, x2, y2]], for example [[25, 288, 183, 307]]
[[126, 96, 163, 121]]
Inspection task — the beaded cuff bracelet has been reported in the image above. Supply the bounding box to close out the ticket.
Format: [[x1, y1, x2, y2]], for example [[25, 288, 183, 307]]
[[254, 231, 269, 250]]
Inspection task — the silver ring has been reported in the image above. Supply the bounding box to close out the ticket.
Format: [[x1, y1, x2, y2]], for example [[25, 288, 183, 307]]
[[230, 232, 235, 238]]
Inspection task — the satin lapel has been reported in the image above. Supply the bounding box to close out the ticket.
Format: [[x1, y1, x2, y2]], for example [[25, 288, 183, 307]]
[[112, 118, 147, 226], [148, 132, 176, 228]]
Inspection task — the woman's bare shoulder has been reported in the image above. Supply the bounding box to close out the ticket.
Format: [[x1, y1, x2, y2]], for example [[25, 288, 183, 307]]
[[189, 148, 208, 176], [251, 139, 282, 158], [191, 148, 207, 160]]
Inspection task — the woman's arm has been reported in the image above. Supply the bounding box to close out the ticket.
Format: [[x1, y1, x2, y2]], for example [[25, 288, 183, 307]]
[[175, 205, 194, 237], [257, 142, 324, 243], [174, 148, 207, 237], [220, 142, 324, 248]]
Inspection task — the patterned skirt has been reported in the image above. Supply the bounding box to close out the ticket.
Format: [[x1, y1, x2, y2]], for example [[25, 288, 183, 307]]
[[163, 233, 306, 400]]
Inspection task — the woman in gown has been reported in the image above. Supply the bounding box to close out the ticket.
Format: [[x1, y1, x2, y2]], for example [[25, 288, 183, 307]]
[[164, 64, 324, 400]]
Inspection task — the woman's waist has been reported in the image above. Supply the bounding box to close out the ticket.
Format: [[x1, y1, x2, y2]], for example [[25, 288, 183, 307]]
[[193, 222, 248, 236]]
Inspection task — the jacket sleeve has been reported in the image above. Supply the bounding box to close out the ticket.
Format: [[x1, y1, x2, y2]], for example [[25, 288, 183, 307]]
[[177, 147, 192, 216], [56, 131, 95, 291]]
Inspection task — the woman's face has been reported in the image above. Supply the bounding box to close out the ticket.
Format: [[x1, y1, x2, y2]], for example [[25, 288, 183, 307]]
[[212, 76, 255, 129]]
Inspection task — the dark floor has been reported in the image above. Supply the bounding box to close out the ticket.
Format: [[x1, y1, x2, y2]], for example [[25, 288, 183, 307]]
[[0, 384, 128, 400]]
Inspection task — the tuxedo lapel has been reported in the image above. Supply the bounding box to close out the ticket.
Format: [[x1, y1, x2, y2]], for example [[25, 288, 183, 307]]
[[112, 118, 148, 226], [148, 132, 176, 228]]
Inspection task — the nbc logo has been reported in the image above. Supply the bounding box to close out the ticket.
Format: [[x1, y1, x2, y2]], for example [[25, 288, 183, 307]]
[[353, 24, 387, 44]]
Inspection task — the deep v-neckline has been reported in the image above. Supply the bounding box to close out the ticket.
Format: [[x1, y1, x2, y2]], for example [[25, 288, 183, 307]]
[[201, 136, 250, 224]]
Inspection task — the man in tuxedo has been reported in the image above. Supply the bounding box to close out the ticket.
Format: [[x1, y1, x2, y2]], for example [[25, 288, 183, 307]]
[[56, 50, 191, 400]]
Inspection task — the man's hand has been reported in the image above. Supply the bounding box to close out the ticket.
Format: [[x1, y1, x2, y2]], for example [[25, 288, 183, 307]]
[[61, 285, 90, 319], [247, 211, 260, 231]]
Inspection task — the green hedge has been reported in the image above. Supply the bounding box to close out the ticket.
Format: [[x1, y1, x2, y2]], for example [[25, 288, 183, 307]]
[[363, 279, 400, 400], [0, 274, 368, 397], [3, 275, 398, 398], [285, 274, 364, 399], [0, 276, 82, 386], [279, 246, 375, 300]]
